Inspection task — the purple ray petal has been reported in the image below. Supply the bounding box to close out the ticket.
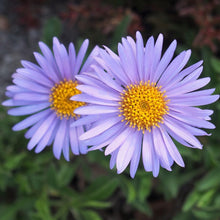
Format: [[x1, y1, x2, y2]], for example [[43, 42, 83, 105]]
[[166, 77, 210, 96], [16, 68, 53, 87], [27, 113, 56, 150], [77, 125, 87, 154], [158, 50, 191, 87], [120, 38, 138, 82], [86, 122, 124, 146], [130, 131, 142, 178], [91, 64, 123, 92], [164, 115, 202, 149], [144, 36, 155, 82], [76, 85, 120, 101], [105, 126, 132, 155], [142, 132, 153, 172], [169, 111, 215, 129], [80, 45, 99, 74], [160, 125, 184, 167], [110, 148, 119, 169], [170, 94, 219, 106], [69, 126, 79, 155], [71, 94, 118, 106], [152, 127, 172, 171], [136, 31, 144, 80], [153, 39, 177, 82], [116, 131, 137, 174], [35, 117, 58, 153], [8, 102, 50, 116], [33, 52, 60, 83], [73, 39, 89, 76], [99, 49, 130, 84], [63, 123, 70, 161], [13, 78, 50, 94], [79, 117, 121, 140], [12, 109, 51, 131], [74, 105, 118, 115], [14, 92, 49, 102], [165, 60, 203, 89], [150, 33, 163, 81], [53, 119, 67, 159]]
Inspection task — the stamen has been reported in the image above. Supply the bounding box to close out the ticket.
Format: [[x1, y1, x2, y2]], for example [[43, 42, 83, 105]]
[[49, 79, 85, 119], [119, 81, 169, 132]]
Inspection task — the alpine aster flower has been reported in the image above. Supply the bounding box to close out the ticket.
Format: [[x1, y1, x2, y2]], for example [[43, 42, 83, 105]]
[[2, 37, 97, 160], [73, 31, 219, 177]]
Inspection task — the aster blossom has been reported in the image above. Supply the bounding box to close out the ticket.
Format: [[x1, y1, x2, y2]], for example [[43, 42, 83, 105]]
[[73, 31, 219, 177], [2, 37, 97, 160]]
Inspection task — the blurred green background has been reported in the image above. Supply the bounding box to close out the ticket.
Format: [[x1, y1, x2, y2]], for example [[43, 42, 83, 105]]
[[0, 0, 220, 219]]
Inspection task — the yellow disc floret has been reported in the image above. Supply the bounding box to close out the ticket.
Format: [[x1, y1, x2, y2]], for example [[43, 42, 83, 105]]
[[49, 79, 85, 119], [119, 81, 169, 132]]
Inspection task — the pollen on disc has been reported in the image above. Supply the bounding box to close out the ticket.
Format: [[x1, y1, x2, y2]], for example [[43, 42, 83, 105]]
[[119, 81, 169, 132], [49, 79, 85, 119]]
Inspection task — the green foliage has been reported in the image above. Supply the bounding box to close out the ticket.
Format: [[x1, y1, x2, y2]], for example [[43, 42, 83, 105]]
[[0, 107, 120, 220], [111, 14, 132, 52], [42, 17, 62, 48]]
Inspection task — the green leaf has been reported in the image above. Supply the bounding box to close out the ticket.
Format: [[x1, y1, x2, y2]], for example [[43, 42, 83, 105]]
[[0, 205, 18, 220], [79, 200, 111, 209], [132, 200, 152, 216], [56, 162, 77, 188], [15, 174, 32, 194], [173, 211, 194, 220], [120, 177, 137, 203], [42, 17, 62, 48], [80, 210, 102, 220], [83, 177, 118, 201], [197, 189, 216, 208], [158, 170, 180, 199], [111, 15, 132, 51], [0, 197, 34, 220], [197, 168, 220, 191], [210, 57, 220, 73], [183, 190, 200, 212], [46, 164, 58, 188], [137, 176, 151, 202], [4, 152, 26, 170], [0, 169, 12, 191], [35, 193, 53, 220], [193, 208, 220, 219]]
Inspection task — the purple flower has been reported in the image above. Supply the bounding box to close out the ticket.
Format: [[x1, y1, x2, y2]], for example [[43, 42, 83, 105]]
[[2, 37, 98, 160], [73, 31, 219, 178]]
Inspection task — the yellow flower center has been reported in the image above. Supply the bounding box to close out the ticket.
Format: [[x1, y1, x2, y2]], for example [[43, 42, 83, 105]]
[[49, 79, 85, 119], [119, 81, 169, 132]]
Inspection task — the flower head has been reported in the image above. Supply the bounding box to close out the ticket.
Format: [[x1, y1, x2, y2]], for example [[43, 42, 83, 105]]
[[2, 37, 98, 160], [73, 31, 219, 177]]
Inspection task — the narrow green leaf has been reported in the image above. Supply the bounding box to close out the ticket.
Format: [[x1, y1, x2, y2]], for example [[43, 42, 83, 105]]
[[4, 152, 26, 170], [132, 200, 152, 216], [197, 168, 220, 191], [57, 163, 77, 188], [0, 205, 18, 220], [80, 210, 102, 220], [79, 200, 111, 209], [193, 209, 220, 219], [42, 17, 62, 48], [83, 177, 118, 201], [197, 189, 216, 208], [35, 193, 53, 220], [183, 191, 200, 212], [111, 15, 132, 51], [211, 57, 220, 73], [137, 177, 151, 202], [122, 179, 136, 203]]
